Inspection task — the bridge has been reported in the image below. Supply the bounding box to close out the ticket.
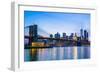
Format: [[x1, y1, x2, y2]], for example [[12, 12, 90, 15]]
[[24, 24, 90, 49]]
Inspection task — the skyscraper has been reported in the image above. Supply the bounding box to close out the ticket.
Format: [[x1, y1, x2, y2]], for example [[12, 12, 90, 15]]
[[69, 33, 74, 40], [62, 33, 66, 38], [86, 31, 88, 40], [55, 32, 60, 38], [80, 29, 83, 40], [84, 30, 88, 40], [73, 33, 77, 41]]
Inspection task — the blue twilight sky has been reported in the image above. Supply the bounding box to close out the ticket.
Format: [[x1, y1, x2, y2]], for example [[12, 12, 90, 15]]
[[24, 11, 90, 37]]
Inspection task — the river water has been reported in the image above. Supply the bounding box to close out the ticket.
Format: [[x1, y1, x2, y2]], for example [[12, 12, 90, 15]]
[[24, 46, 90, 61]]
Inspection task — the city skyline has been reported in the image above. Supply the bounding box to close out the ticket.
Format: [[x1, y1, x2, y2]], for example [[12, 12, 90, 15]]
[[48, 29, 89, 40], [24, 11, 90, 37]]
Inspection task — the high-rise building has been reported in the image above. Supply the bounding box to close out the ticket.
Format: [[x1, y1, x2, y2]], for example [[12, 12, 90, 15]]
[[84, 30, 88, 40], [73, 33, 77, 41], [62, 33, 66, 38], [86, 31, 88, 40], [69, 33, 74, 40], [66, 35, 68, 40], [80, 29, 83, 40], [55, 32, 60, 38]]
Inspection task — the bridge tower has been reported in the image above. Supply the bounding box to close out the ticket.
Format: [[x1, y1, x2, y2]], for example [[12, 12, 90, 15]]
[[29, 25, 38, 45]]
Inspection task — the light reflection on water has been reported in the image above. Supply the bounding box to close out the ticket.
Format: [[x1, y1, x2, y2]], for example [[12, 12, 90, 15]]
[[24, 46, 90, 61]]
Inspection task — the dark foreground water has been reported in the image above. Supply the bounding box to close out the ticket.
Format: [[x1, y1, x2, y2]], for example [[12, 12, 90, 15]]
[[24, 46, 90, 61]]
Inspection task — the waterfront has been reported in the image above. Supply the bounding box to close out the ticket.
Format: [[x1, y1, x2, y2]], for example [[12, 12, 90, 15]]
[[24, 46, 90, 61], [24, 11, 90, 62]]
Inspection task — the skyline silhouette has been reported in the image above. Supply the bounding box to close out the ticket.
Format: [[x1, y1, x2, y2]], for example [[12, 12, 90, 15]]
[[24, 11, 90, 37]]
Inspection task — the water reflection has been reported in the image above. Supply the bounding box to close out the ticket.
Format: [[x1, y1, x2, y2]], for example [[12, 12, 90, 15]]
[[24, 46, 90, 61]]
